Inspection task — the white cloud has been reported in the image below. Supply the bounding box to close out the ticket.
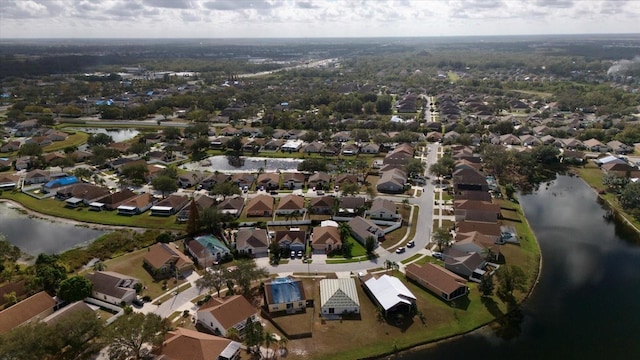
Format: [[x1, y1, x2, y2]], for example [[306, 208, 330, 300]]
[[0, 0, 638, 38]]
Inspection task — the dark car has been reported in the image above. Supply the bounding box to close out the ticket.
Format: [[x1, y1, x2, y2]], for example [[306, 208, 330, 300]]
[[132, 297, 145, 307], [270, 190, 279, 195], [407, 240, 415, 248]]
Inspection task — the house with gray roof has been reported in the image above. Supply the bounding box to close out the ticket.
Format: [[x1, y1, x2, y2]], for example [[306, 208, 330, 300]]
[[320, 278, 360, 319]]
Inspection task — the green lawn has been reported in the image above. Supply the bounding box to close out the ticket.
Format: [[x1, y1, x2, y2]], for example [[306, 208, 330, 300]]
[[43, 132, 89, 152], [0, 192, 184, 230], [447, 71, 459, 83]]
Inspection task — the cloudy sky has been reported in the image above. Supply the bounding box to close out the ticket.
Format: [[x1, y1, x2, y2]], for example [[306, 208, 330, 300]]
[[0, 0, 638, 39]]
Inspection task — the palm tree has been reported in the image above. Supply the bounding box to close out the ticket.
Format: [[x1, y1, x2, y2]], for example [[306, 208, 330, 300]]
[[264, 332, 275, 360], [338, 222, 351, 242], [278, 337, 289, 355], [402, 198, 410, 209], [92, 261, 106, 271]]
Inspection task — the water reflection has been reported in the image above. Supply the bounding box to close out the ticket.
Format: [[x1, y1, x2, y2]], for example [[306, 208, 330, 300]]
[[400, 175, 640, 359], [0, 202, 107, 255], [181, 155, 303, 173], [69, 127, 140, 142]]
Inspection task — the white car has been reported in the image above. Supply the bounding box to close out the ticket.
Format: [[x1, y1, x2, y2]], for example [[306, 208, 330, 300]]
[[395, 247, 405, 254]]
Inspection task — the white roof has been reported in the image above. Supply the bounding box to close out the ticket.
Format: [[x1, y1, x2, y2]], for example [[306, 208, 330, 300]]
[[320, 220, 339, 228], [320, 278, 360, 309], [150, 206, 173, 211], [363, 274, 416, 311], [595, 155, 623, 165], [89, 202, 105, 207], [117, 205, 136, 211]]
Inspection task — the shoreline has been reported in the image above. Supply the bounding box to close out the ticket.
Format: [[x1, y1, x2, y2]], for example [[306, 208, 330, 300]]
[[1, 195, 543, 360], [371, 195, 545, 360], [0, 198, 145, 232]]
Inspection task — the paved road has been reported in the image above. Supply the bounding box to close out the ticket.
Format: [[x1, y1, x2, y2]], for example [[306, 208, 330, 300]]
[[137, 144, 441, 317]]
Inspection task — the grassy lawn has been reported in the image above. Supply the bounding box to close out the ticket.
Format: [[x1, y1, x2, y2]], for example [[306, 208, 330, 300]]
[[0, 192, 184, 230], [573, 165, 640, 232], [99, 248, 187, 300], [43, 132, 89, 152], [400, 253, 423, 264], [285, 271, 511, 360]]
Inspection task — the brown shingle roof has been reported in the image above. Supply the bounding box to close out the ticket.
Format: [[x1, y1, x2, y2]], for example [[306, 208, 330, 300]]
[[236, 228, 269, 249], [276, 194, 305, 211], [0, 291, 55, 334], [406, 263, 467, 294], [199, 295, 256, 330], [160, 327, 238, 360], [312, 226, 341, 247], [144, 242, 194, 270]]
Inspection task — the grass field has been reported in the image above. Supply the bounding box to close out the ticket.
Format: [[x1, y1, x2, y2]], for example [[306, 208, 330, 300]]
[[281, 272, 510, 360], [0, 192, 184, 230], [43, 132, 89, 152]]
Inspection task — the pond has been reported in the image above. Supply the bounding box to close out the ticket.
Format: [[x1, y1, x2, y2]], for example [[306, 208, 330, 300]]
[[69, 127, 140, 142], [181, 155, 303, 173], [400, 175, 640, 359], [0, 202, 107, 255]]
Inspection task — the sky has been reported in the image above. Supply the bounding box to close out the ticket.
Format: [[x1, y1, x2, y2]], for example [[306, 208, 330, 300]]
[[0, 0, 639, 39]]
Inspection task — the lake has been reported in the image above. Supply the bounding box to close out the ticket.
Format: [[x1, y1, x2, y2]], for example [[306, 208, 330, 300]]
[[181, 155, 303, 173], [69, 127, 140, 142], [0, 202, 107, 255], [400, 175, 640, 359]]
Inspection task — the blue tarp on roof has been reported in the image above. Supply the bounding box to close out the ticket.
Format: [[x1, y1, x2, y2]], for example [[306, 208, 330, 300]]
[[269, 277, 303, 304], [44, 176, 79, 189]]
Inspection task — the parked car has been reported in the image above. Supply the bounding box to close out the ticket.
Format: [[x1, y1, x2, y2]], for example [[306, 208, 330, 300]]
[[316, 190, 325, 195], [132, 297, 145, 307], [432, 251, 443, 259], [406, 240, 415, 248], [395, 247, 405, 254], [297, 250, 304, 258], [290, 250, 296, 259], [270, 190, 279, 195]]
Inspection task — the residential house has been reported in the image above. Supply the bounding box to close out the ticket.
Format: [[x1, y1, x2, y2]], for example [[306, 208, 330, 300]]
[[454, 200, 500, 223], [583, 138, 609, 152], [157, 327, 241, 360], [334, 174, 358, 188], [231, 173, 255, 189], [281, 139, 303, 152], [1, 140, 20, 153], [24, 169, 50, 184], [377, 168, 407, 194], [85, 271, 140, 305], [332, 131, 352, 142], [275, 229, 306, 252], [601, 162, 640, 178], [311, 226, 342, 254], [443, 248, 487, 280], [178, 171, 207, 189], [498, 134, 521, 145], [359, 274, 416, 316], [59, 183, 111, 208], [221, 126, 241, 137], [453, 168, 489, 193], [45, 130, 68, 142], [200, 173, 231, 190], [348, 216, 383, 247], [360, 143, 380, 154], [217, 196, 245, 218], [308, 172, 331, 189], [245, 194, 274, 217], [276, 194, 305, 215], [176, 195, 215, 222], [91, 189, 138, 211], [263, 277, 306, 313], [337, 196, 366, 217], [0, 291, 55, 335], [558, 138, 583, 150], [150, 194, 189, 216], [607, 140, 631, 154], [369, 198, 400, 221], [14, 119, 40, 137], [235, 228, 269, 257], [0, 157, 11, 170], [453, 231, 500, 260], [71, 150, 93, 162], [197, 295, 257, 337], [519, 134, 542, 147], [303, 141, 325, 154], [405, 263, 469, 302], [109, 142, 132, 153], [42, 301, 94, 326], [0, 174, 19, 189], [263, 139, 285, 151], [257, 173, 280, 190], [25, 136, 52, 148], [309, 195, 336, 215], [319, 278, 360, 318], [117, 193, 156, 215], [426, 132, 443, 142], [282, 172, 305, 190], [383, 145, 414, 166], [456, 221, 501, 243], [341, 143, 359, 156], [186, 235, 231, 267], [143, 242, 194, 278]]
